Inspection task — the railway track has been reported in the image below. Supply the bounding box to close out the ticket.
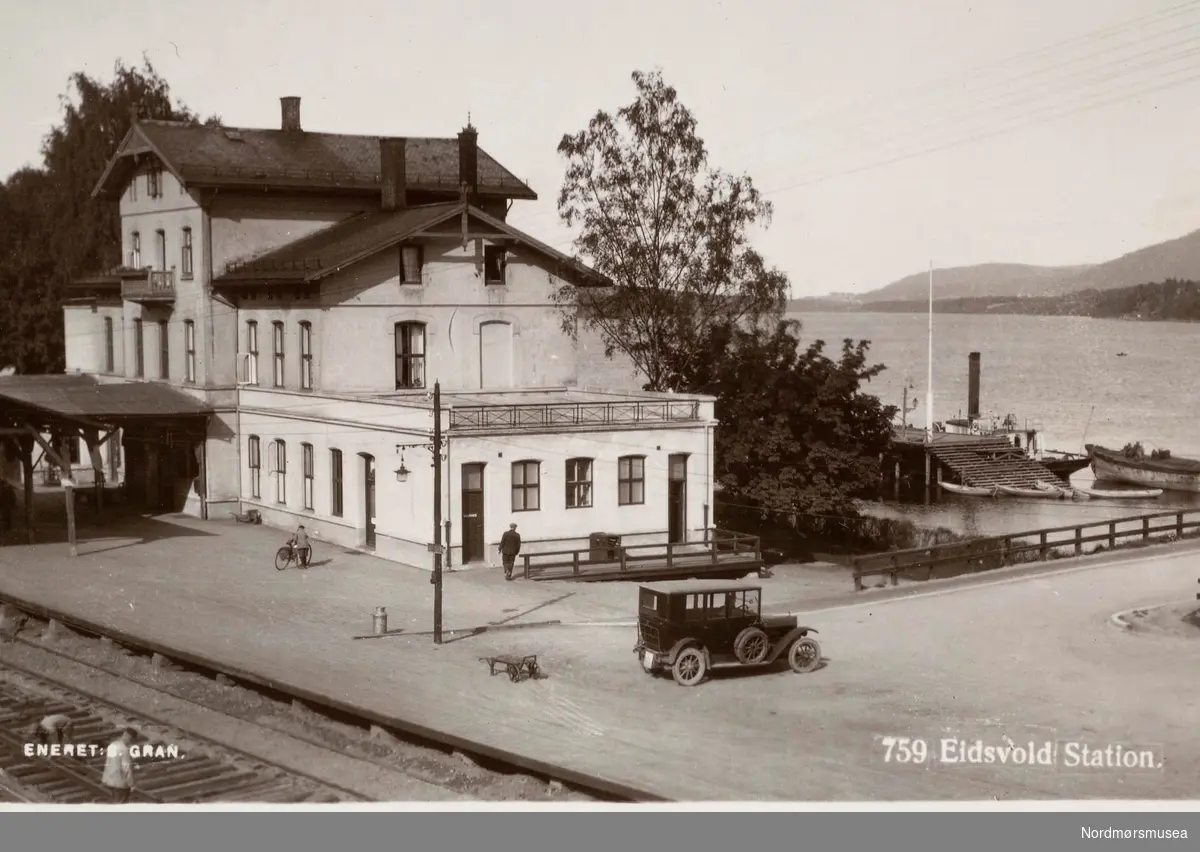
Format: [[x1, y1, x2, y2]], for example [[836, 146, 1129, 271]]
[[0, 662, 362, 804], [0, 592, 656, 802]]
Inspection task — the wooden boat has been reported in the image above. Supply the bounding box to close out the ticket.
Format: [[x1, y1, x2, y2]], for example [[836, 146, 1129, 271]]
[[1074, 484, 1163, 499], [1086, 444, 1200, 494], [997, 482, 1068, 499], [939, 482, 998, 497]]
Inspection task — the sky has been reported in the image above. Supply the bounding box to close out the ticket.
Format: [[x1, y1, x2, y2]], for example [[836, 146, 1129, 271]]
[[3, 0, 1200, 298]]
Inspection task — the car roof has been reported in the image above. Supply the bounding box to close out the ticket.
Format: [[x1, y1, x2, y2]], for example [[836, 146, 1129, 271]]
[[639, 579, 763, 595]]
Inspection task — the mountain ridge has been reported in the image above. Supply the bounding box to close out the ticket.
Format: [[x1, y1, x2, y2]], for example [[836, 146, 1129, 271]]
[[844, 226, 1200, 302]]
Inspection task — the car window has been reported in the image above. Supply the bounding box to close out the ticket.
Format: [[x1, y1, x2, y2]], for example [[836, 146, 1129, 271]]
[[736, 589, 760, 616], [639, 590, 660, 614], [684, 594, 706, 622]]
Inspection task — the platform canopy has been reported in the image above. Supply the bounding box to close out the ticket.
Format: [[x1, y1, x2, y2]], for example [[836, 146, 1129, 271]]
[[0, 373, 211, 433]]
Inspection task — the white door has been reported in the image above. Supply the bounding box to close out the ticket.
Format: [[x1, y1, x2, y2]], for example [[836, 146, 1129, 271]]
[[479, 321, 514, 388]]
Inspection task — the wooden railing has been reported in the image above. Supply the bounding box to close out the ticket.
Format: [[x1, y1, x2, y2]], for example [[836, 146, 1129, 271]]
[[852, 509, 1200, 591], [521, 528, 761, 580]]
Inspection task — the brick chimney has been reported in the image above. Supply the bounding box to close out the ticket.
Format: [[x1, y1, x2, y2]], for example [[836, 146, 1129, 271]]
[[280, 96, 301, 132], [380, 137, 408, 211], [458, 123, 478, 196]]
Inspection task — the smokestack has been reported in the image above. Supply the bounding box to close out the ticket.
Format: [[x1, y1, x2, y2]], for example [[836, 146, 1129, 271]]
[[380, 137, 408, 211], [968, 352, 981, 420], [458, 123, 478, 197], [280, 97, 301, 132]]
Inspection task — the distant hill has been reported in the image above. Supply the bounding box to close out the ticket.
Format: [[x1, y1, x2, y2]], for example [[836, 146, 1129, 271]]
[[789, 278, 1200, 322], [849, 226, 1200, 302]]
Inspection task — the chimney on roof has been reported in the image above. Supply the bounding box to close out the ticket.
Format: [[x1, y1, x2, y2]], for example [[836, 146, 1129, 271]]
[[280, 96, 301, 132], [380, 137, 408, 212], [458, 122, 478, 198]]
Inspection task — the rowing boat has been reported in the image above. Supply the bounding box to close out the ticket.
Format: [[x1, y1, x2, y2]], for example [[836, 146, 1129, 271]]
[[939, 482, 998, 497], [997, 482, 1069, 499], [1073, 484, 1163, 499]]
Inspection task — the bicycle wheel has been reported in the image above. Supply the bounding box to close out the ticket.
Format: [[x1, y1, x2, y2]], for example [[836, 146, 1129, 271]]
[[275, 547, 292, 571]]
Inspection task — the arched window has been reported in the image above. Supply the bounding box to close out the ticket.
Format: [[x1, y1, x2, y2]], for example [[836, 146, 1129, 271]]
[[273, 439, 287, 504], [247, 435, 261, 499], [299, 321, 313, 390], [272, 321, 285, 387]]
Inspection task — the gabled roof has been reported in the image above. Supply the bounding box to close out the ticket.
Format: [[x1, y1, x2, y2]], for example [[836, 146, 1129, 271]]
[[92, 121, 537, 200], [0, 374, 211, 420], [212, 201, 609, 287]]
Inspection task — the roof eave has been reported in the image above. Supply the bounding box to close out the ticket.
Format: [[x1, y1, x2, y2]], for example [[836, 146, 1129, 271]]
[[307, 203, 468, 283]]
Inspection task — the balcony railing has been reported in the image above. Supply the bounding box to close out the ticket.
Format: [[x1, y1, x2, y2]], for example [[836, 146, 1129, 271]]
[[121, 269, 176, 303], [449, 399, 701, 431]]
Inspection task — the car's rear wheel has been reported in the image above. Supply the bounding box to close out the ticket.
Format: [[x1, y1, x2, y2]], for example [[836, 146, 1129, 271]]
[[733, 627, 770, 665], [788, 637, 821, 673], [672, 647, 706, 687]]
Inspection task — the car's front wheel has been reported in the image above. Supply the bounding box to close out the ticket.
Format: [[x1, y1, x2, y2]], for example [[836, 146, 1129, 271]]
[[672, 647, 707, 687], [788, 637, 821, 673]]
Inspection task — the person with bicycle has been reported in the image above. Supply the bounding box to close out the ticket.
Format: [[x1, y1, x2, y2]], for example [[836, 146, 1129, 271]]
[[289, 524, 311, 568]]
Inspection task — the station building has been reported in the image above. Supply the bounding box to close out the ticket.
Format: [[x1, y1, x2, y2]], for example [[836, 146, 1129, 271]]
[[54, 97, 716, 569]]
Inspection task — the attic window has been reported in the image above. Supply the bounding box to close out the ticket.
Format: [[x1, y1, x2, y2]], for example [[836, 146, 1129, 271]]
[[400, 246, 423, 284], [147, 168, 162, 199], [224, 130, 245, 142], [484, 246, 507, 286]]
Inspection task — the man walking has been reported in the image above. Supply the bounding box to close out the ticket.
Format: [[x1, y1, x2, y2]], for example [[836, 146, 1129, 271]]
[[499, 523, 521, 581], [102, 727, 137, 804]]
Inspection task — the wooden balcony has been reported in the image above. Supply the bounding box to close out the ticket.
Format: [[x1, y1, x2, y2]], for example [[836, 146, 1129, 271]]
[[121, 270, 175, 305]]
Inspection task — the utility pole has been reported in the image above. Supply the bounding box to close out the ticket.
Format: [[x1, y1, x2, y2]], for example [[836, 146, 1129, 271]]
[[432, 380, 443, 645]]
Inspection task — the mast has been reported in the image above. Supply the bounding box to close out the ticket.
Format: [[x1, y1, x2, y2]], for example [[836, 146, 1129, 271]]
[[925, 261, 934, 442]]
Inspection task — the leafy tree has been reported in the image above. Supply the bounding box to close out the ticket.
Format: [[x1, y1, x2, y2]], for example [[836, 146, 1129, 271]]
[[0, 57, 211, 373], [554, 69, 789, 391], [676, 318, 897, 518]]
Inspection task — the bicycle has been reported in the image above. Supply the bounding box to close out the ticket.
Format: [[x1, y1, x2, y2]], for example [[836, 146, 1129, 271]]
[[275, 538, 313, 571]]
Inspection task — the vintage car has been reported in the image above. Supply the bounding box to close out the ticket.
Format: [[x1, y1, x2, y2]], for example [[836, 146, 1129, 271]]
[[632, 579, 821, 686]]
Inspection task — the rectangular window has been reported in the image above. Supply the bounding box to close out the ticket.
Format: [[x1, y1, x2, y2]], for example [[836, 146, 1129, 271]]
[[246, 321, 259, 385], [248, 436, 261, 499], [148, 168, 161, 199], [302, 443, 314, 511], [130, 232, 141, 268], [181, 227, 193, 278], [133, 319, 144, 377], [184, 320, 196, 383], [394, 322, 425, 389], [618, 455, 645, 505], [129, 177, 138, 202], [273, 322, 285, 387], [330, 449, 343, 517], [299, 321, 313, 390], [484, 245, 507, 285], [155, 230, 166, 271], [104, 317, 115, 372], [274, 440, 287, 504], [158, 320, 169, 379], [511, 460, 540, 512], [565, 458, 592, 508], [400, 246, 423, 284]]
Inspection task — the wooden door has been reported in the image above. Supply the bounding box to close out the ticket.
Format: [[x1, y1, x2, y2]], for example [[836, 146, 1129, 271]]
[[668, 453, 688, 543], [362, 454, 376, 548], [461, 463, 485, 563]]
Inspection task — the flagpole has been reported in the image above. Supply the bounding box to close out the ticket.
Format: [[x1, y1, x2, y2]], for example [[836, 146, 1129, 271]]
[[926, 260, 934, 443]]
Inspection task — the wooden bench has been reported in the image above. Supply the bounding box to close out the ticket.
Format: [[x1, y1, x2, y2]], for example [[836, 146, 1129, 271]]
[[479, 654, 540, 683]]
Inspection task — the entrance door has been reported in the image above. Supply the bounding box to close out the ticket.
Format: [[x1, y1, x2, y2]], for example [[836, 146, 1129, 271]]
[[461, 463, 485, 563], [668, 453, 688, 543], [361, 454, 376, 548]]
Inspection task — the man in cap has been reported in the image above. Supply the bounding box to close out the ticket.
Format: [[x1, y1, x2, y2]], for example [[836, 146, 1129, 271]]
[[499, 523, 522, 581]]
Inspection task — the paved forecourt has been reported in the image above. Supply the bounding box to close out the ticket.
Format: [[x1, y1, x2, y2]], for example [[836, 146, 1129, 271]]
[[1, 515, 1199, 800]]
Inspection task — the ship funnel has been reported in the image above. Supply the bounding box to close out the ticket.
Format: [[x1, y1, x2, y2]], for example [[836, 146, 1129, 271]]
[[968, 352, 981, 420]]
